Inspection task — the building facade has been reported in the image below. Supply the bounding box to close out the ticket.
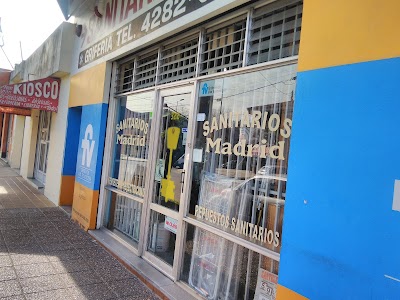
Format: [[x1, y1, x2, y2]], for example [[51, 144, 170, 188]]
[[1, 0, 399, 299]]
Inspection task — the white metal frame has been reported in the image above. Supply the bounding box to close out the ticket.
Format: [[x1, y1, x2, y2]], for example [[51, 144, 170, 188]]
[[33, 110, 52, 184], [141, 84, 195, 281]]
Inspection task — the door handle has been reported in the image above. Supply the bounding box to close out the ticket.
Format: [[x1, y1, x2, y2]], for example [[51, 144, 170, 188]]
[[181, 170, 185, 193]]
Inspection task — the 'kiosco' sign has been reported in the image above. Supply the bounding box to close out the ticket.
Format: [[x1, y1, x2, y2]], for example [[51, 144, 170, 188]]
[[0, 78, 60, 112]]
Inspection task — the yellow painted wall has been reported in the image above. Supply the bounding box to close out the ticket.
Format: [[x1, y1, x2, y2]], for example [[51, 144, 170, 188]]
[[299, 0, 400, 71], [69, 63, 107, 107], [59, 176, 75, 206], [71, 182, 99, 230], [276, 285, 308, 300]]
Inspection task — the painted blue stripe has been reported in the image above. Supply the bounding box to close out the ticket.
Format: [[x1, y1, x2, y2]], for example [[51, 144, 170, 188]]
[[62, 107, 82, 176], [75, 103, 108, 190]]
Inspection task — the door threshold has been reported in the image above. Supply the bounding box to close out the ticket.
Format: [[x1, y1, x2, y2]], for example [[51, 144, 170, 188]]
[[60, 205, 72, 216], [88, 228, 200, 300], [26, 178, 44, 190]]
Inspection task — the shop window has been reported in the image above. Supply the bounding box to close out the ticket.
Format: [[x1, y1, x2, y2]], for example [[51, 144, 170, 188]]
[[159, 37, 198, 84], [182, 223, 279, 299], [199, 18, 247, 76], [104, 91, 154, 244], [248, 1, 303, 65], [188, 64, 297, 254], [109, 92, 154, 197]]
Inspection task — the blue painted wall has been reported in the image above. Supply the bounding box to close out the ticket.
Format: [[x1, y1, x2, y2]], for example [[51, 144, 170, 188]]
[[279, 57, 400, 299], [75, 103, 108, 190], [62, 107, 82, 176]]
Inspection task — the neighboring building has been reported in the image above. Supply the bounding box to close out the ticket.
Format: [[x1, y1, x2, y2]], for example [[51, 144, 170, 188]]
[[1, 22, 75, 204], [0, 0, 399, 299]]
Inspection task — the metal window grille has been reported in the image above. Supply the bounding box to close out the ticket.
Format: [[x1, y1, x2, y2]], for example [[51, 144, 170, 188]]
[[114, 1, 303, 95], [114, 195, 142, 241], [199, 18, 247, 76], [248, 1, 303, 65], [159, 37, 198, 84], [134, 52, 158, 90], [116, 60, 134, 94]]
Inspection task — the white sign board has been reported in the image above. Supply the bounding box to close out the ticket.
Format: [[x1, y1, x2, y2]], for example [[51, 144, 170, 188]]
[[254, 268, 278, 300], [164, 216, 178, 234]]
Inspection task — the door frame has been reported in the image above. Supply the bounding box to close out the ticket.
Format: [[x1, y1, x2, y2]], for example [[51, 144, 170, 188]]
[[140, 84, 196, 280], [34, 111, 51, 184]]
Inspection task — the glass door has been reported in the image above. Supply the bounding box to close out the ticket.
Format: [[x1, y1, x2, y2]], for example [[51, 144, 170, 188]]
[[34, 111, 52, 184], [144, 86, 192, 277]]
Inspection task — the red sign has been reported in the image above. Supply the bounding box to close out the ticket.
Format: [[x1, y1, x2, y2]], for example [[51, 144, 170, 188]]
[[0, 78, 60, 112]]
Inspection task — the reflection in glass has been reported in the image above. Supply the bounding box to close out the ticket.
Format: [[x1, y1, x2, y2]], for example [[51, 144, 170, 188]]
[[147, 210, 176, 266], [104, 92, 154, 246], [189, 65, 297, 253], [182, 223, 279, 300], [152, 93, 191, 211], [109, 92, 154, 198], [103, 191, 142, 248]]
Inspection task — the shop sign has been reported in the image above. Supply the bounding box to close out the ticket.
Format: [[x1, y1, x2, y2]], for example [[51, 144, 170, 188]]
[[0, 78, 60, 112], [202, 111, 292, 161], [77, 123, 97, 185], [254, 268, 278, 300], [194, 173, 281, 248], [164, 216, 178, 234], [78, 0, 215, 68]]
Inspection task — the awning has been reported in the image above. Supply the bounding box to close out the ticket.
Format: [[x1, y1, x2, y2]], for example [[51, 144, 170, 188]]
[[0, 78, 60, 112]]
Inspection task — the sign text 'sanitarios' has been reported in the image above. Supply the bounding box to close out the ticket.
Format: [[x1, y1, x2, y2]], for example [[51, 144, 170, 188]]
[[0, 78, 60, 112]]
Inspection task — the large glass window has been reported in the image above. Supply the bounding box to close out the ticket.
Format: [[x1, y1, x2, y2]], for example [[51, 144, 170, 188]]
[[108, 92, 154, 198], [182, 223, 279, 299], [188, 64, 297, 253], [104, 91, 154, 245]]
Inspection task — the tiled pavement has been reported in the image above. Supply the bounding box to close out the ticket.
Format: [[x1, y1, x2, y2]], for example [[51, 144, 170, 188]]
[[0, 161, 160, 300]]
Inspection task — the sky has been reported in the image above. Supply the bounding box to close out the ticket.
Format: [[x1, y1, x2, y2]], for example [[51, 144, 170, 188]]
[[0, 0, 65, 70]]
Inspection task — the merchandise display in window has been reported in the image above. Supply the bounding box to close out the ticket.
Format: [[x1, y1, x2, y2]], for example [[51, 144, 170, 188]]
[[185, 64, 297, 299]]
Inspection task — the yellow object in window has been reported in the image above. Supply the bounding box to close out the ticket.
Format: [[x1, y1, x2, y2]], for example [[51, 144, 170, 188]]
[[161, 127, 180, 203]]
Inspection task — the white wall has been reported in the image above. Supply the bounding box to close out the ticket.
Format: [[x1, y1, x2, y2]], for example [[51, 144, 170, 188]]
[[43, 76, 70, 204], [19, 111, 39, 178], [8, 115, 25, 169]]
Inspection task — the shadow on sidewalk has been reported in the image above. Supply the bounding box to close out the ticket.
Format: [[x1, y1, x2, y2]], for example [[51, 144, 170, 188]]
[[0, 165, 160, 299]]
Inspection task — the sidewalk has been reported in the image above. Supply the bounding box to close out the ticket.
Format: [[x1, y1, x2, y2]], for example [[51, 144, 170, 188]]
[[0, 162, 160, 300]]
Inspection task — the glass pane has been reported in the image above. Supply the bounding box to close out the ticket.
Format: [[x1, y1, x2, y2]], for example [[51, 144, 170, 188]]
[[103, 191, 142, 248], [152, 93, 191, 211], [39, 145, 46, 172], [108, 92, 154, 198], [182, 223, 279, 299], [188, 64, 297, 253], [147, 210, 177, 266]]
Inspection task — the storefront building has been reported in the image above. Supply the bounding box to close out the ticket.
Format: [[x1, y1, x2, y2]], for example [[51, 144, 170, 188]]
[[0, 0, 394, 299], [0, 22, 75, 205], [56, 0, 302, 299]]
